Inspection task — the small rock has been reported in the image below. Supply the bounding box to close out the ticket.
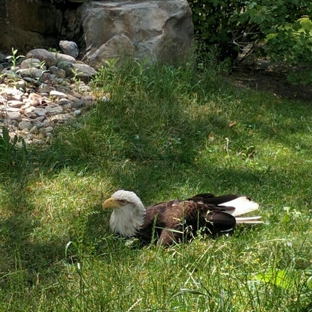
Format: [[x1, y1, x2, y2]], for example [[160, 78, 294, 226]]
[[38, 83, 51, 94], [19, 68, 44, 79], [0, 53, 6, 62], [24, 106, 36, 114], [35, 116, 45, 122], [74, 109, 81, 117], [33, 107, 46, 117], [59, 98, 72, 105], [25, 49, 57, 67], [45, 126, 54, 133], [50, 90, 68, 98], [40, 72, 53, 83], [59, 40, 79, 59], [6, 112, 22, 121], [20, 58, 42, 69], [57, 61, 74, 77], [18, 120, 32, 130], [53, 53, 77, 64], [4, 107, 20, 113], [72, 63, 97, 82], [8, 100, 24, 108], [28, 93, 43, 106], [72, 99, 85, 108], [45, 105, 63, 115], [50, 113, 73, 123], [29, 126, 38, 134], [15, 80, 26, 90], [57, 69, 66, 78], [49, 66, 58, 75], [33, 119, 43, 127], [2, 88, 24, 101]]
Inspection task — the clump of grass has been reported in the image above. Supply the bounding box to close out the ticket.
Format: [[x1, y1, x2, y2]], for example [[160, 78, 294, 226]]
[[0, 52, 311, 311]]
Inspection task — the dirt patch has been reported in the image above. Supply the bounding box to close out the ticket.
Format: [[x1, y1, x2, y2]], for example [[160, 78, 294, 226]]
[[230, 63, 312, 103]]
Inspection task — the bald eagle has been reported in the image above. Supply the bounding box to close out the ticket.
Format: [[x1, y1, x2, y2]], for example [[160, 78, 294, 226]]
[[102, 190, 262, 246]]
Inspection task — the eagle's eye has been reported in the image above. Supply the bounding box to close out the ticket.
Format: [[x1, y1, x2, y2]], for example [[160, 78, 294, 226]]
[[117, 200, 127, 206]]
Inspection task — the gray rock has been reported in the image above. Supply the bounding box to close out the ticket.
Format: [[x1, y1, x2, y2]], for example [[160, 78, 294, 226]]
[[45, 105, 63, 115], [25, 49, 57, 67], [18, 120, 32, 130], [49, 66, 59, 75], [88, 34, 135, 70], [53, 53, 77, 64], [15, 80, 26, 90], [57, 69, 67, 79], [50, 113, 73, 122], [0, 53, 6, 62], [8, 100, 24, 108], [50, 90, 68, 98], [19, 68, 44, 79], [7, 111, 22, 121], [3, 88, 24, 101], [59, 40, 79, 59], [20, 58, 42, 69], [74, 109, 82, 117], [72, 63, 97, 82], [80, 0, 194, 67], [57, 61, 74, 77], [38, 84, 52, 94], [34, 108, 47, 117]]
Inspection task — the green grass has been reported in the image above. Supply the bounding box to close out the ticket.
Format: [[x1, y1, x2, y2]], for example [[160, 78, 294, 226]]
[[0, 58, 312, 311]]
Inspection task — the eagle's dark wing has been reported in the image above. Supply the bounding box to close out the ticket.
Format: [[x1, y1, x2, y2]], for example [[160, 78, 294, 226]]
[[136, 199, 236, 246], [189, 193, 239, 208]]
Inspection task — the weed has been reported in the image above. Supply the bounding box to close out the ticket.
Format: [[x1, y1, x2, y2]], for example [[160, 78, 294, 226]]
[[6, 48, 24, 70]]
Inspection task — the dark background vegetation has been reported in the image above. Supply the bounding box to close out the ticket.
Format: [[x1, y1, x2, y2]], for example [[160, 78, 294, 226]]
[[189, 0, 312, 66]]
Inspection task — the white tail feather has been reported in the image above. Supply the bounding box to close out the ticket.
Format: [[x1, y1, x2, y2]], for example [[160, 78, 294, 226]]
[[219, 196, 259, 217], [235, 216, 263, 224]]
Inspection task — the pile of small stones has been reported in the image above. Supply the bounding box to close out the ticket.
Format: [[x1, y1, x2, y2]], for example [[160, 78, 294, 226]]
[[0, 41, 101, 145]]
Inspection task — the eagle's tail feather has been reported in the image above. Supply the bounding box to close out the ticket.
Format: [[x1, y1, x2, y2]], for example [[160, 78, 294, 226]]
[[219, 196, 259, 217], [235, 216, 263, 224]]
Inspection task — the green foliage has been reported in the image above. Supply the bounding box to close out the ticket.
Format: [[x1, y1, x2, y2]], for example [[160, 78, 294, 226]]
[[188, 0, 312, 65], [265, 17, 312, 84], [6, 48, 24, 69], [0, 126, 28, 173]]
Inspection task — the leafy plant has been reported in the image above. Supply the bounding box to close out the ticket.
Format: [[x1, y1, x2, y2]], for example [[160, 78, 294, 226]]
[[0, 126, 27, 172], [6, 47, 24, 69]]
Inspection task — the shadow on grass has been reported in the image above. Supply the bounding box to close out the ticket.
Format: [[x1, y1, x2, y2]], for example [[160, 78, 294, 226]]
[[0, 174, 67, 290]]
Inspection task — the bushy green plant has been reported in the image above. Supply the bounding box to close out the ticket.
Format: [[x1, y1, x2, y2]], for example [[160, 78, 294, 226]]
[[265, 17, 312, 84], [188, 0, 312, 66]]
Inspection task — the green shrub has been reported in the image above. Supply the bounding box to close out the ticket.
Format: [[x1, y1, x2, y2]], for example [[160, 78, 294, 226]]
[[188, 0, 312, 66]]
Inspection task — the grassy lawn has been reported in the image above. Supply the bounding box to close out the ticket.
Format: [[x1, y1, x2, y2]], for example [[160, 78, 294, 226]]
[[0, 58, 311, 311]]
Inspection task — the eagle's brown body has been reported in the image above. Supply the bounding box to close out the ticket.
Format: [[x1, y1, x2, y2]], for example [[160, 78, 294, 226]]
[[137, 194, 238, 246], [102, 190, 262, 246]]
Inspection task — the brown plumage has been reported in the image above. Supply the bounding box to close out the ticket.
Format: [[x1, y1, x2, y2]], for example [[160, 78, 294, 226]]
[[102, 190, 262, 246]]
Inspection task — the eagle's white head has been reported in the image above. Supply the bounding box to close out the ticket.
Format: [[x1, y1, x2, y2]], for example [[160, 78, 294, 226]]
[[102, 190, 146, 237]]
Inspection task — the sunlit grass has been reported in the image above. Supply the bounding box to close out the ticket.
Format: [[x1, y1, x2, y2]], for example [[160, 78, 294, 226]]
[[0, 58, 311, 311]]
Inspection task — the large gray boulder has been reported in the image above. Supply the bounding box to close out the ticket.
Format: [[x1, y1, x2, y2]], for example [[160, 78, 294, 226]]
[[1, 0, 193, 67], [80, 0, 194, 68]]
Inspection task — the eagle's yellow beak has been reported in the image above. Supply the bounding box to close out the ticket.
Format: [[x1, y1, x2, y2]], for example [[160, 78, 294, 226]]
[[102, 197, 121, 209]]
